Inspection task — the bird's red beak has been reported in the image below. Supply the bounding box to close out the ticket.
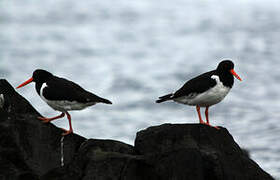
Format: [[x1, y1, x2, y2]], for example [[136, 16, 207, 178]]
[[230, 69, 242, 81], [17, 77, 34, 88]]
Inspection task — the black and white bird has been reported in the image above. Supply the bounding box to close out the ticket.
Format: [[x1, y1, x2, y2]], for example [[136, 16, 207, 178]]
[[17, 69, 112, 135], [156, 60, 242, 128]]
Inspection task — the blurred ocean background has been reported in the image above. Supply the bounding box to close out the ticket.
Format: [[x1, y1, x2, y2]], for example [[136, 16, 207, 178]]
[[1, 0, 280, 178]]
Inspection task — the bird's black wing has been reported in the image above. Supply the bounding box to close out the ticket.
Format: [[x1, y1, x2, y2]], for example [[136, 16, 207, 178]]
[[42, 76, 112, 104], [172, 70, 217, 98]]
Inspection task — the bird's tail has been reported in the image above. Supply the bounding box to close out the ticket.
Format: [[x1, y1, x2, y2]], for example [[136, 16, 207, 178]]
[[156, 93, 173, 103], [99, 97, 113, 104], [88, 92, 112, 104]]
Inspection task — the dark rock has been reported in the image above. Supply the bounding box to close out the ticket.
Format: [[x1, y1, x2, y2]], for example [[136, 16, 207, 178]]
[[0, 79, 275, 180], [41, 139, 160, 180], [135, 124, 274, 180], [0, 79, 85, 179]]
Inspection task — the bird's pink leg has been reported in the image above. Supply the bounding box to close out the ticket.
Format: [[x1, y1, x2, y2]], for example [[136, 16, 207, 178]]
[[205, 106, 209, 124], [38, 112, 65, 123], [62, 112, 73, 136], [205, 106, 220, 130], [196, 105, 204, 124]]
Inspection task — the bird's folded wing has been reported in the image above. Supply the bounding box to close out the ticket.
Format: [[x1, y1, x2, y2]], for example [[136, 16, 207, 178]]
[[173, 71, 216, 99]]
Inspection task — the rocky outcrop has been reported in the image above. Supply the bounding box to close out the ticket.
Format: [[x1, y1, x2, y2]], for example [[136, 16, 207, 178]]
[[0, 79, 275, 180]]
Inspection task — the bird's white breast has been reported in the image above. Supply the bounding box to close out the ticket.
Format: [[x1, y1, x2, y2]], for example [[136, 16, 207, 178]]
[[174, 75, 231, 107]]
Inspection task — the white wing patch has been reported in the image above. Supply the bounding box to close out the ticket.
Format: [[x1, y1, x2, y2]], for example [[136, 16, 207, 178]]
[[211, 75, 219, 81], [40, 83, 48, 97]]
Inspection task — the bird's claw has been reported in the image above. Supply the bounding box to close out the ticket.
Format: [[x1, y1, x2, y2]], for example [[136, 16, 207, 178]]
[[213, 126, 220, 130], [38, 117, 51, 123], [200, 122, 220, 130], [61, 128, 73, 136]]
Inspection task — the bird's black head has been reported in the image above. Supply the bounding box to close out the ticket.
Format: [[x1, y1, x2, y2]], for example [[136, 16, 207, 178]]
[[32, 69, 53, 83], [17, 69, 53, 89], [216, 60, 234, 73], [216, 60, 242, 87]]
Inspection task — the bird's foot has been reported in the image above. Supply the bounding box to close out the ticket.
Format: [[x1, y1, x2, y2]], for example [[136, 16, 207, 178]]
[[61, 128, 73, 136], [213, 126, 220, 130], [200, 122, 220, 130], [38, 117, 52, 123]]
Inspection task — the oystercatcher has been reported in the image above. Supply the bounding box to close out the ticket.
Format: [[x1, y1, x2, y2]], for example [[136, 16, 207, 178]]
[[156, 60, 242, 128], [17, 69, 112, 135]]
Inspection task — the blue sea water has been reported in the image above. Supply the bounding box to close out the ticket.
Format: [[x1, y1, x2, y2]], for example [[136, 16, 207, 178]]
[[1, 0, 280, 178]]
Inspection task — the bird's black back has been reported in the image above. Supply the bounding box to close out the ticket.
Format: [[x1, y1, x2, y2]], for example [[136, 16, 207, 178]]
[[38, 76, 112, 104], [172, 70, 217, 98]]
